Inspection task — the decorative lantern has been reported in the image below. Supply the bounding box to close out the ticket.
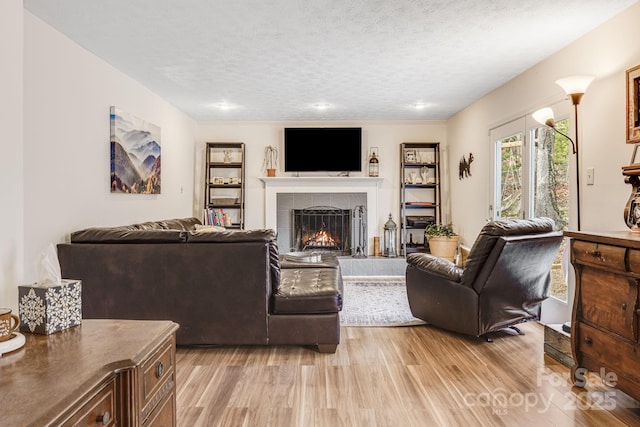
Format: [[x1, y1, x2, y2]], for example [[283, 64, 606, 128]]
[[383, 213, 397, 258], [368, 151, 379, 177]]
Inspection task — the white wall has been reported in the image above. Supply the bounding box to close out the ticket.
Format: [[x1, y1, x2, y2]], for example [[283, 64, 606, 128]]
[[21, 12, 197, 289], [195, 121, 447, 240], [447, 2, 640, 246], [0, 1, 24, 310]]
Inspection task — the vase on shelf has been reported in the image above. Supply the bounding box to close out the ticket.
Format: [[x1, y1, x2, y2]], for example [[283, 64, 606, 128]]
[[420, 167, 428, 184]]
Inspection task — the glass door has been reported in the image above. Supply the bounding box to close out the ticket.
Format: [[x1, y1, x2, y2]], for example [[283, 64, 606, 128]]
[[490, 105, 573, 323], [490, 118, 528, 220]]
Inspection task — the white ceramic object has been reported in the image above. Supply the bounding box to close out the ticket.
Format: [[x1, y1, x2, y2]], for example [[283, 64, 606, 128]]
[[0, 332, 25, 357]]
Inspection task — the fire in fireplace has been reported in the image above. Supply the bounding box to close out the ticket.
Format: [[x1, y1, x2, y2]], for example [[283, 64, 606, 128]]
[[292, 206, 352, 255]]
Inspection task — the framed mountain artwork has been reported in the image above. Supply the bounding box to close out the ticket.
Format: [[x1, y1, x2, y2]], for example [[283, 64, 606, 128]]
[[110, 106, 161, 194]]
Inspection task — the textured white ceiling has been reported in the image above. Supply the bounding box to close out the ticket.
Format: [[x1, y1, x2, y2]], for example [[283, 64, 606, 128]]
[[24, 0, 638, 121]]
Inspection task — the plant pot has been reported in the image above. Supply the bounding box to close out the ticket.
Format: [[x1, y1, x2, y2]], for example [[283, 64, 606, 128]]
[[427, 236, 460, 262], [266, 168, 276, 177]]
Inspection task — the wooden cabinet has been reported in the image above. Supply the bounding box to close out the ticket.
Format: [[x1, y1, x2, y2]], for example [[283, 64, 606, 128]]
[[399, 142, 441, 256], [0, 319, 179, 426], [204, 142, 245, 229], [565, 230, 640, 402]]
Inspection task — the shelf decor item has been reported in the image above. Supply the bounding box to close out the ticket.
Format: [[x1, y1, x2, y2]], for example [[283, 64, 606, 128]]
[[420, 166, 428, 184], [223, 149, 233, 163], [424, 223, 459, 262], [263, 145, 278, 177], [404, 149, 417, 163], [383, 214, 398, 258]]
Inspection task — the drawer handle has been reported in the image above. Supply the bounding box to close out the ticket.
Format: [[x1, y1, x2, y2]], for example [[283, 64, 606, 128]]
[[97, 411, 111, 425], [584, 336, 592, 345], [155, 361, 164, 379], [623, 303, 628, 311], [590, 250, 601, 258]]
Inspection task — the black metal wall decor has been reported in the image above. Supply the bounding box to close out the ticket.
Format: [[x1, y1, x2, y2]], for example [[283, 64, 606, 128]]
[[459, 153, 474, 180]]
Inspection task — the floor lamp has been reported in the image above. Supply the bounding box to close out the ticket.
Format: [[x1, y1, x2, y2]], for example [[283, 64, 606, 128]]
[[532, 75, 594, 231], [532, 76, 593, 334]]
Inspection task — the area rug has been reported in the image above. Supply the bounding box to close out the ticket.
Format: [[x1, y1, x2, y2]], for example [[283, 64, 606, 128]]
[[340, 277, 427, 327]]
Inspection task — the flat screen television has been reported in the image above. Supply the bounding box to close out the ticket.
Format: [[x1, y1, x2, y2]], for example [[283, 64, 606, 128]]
[[284, 127, 362, 172]]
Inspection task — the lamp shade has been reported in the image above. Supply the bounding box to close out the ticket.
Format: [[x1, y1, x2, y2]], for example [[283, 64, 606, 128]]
[[532, 107, 555, 127], [555, 76, 594, 95]]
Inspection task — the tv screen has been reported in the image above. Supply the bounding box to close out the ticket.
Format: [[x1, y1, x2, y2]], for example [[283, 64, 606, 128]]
[[284, 127, 362, 172]]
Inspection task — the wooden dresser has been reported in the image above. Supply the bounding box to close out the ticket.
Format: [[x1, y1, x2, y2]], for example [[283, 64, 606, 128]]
[[0, 319, 179, 426], [565, 230, 640, 402]]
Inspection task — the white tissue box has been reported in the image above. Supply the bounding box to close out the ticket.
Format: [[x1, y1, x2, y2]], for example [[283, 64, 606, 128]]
[[18, 279, 82, 334]]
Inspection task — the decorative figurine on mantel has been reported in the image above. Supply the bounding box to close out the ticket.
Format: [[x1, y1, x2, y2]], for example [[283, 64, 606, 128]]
[[263, 145, 278, 177], [368, 150, 379, 177]]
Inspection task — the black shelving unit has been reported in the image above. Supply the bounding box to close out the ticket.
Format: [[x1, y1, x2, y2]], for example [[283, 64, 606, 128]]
[[400, 142, 441, 256], [204, 142, 245, 229]]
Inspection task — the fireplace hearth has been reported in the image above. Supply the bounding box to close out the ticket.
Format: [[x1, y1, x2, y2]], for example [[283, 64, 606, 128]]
[[292, 206, 352, 255]]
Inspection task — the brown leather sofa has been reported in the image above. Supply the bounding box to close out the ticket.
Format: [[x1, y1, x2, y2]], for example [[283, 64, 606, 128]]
[[57, 218, 343, 353], [405, 217, 563, 341]]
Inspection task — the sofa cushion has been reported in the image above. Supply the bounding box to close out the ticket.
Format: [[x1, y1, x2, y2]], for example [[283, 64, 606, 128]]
[[279, 253, 341, 269], [70, 228, 188, 243], [157, 217, 202, 230], [70, 217, 201, 243], [273, 268, 343, 314], [194, 224, 227, 232], [125, 217, 201, 231], [187, 228, 276, 243]]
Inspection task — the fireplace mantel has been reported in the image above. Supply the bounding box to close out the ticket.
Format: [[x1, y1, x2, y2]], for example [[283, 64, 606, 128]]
[[260, 177, 383, 185], [260, 177, 383, 250]]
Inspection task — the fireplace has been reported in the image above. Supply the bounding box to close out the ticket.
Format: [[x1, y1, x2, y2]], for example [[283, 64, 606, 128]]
[[260, 177, 382, 254], [292, 206, 352, 255]]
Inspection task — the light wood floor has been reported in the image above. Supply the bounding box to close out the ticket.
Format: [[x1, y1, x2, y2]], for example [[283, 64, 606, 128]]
[[175, 322, 640, 426]]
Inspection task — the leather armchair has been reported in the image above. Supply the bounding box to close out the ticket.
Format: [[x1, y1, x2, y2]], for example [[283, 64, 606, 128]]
[[405, 217, 563, 340]]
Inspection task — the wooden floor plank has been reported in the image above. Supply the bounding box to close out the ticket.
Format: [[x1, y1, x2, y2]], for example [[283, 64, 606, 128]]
[[176, 322, 640, 426]]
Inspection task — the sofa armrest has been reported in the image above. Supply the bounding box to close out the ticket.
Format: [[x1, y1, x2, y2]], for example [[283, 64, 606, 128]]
[[406, 252, 463, 283]]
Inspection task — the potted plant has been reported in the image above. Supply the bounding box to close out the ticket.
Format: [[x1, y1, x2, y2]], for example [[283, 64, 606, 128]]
[[424, 223, 460, 262], [263, 145, 278, 177]]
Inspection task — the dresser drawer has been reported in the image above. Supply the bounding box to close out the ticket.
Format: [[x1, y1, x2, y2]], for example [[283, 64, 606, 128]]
[[576, 322, 640, 384], [143, 390, 176, 427], [579, 266, 637, 340], [572, 240, 626, 271], [628, 249, 640, 274], [141, 338, 175, 413], [63, 377, 116, 426]]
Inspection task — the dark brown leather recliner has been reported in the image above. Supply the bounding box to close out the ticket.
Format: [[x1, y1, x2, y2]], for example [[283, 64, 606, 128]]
[[405, 217, 563, 341]]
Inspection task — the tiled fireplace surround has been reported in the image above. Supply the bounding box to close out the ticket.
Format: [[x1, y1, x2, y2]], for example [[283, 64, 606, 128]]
[[261, 177, 406, 276]]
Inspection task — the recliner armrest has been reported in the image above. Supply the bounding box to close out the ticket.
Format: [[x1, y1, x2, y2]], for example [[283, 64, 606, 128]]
[[406, 253, 463, 282]]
